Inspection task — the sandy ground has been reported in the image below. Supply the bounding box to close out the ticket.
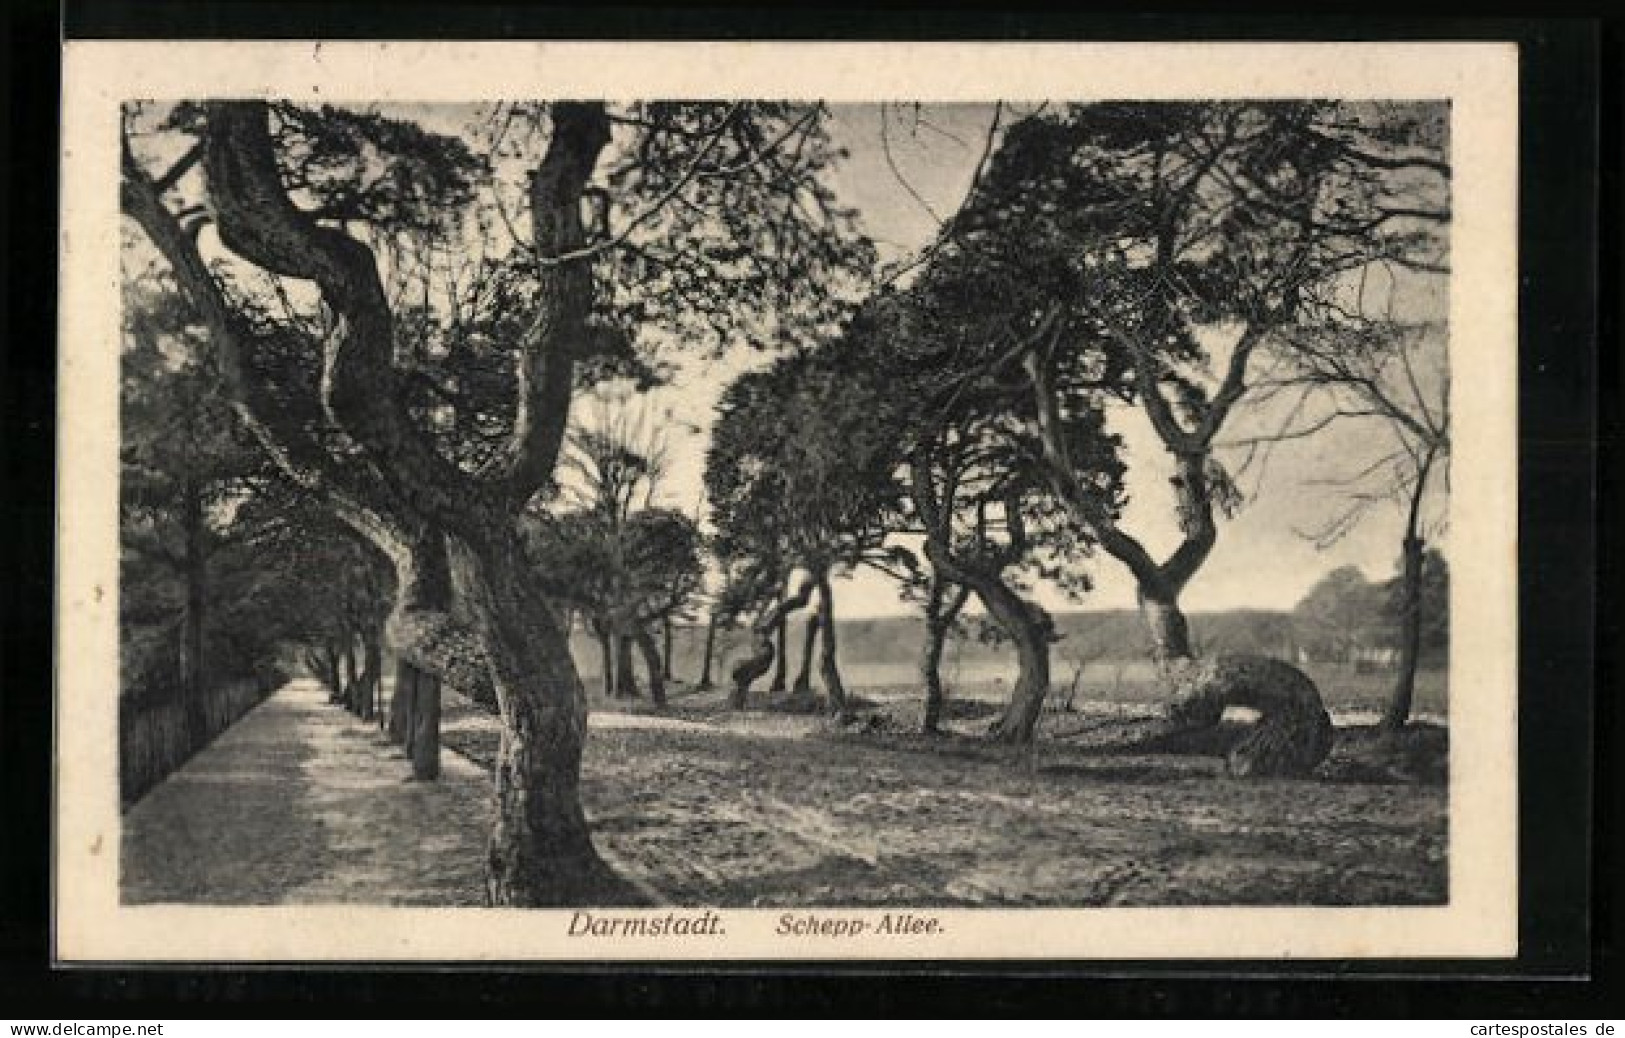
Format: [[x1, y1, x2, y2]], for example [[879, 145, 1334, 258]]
[[123, 680, 1447, 907], [122, 679, 493, 905], [445, 687, 1447, 907]]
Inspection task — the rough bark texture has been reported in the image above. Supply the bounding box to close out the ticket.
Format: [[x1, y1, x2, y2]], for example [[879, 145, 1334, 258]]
[[1162, 655, 1335, 778], [813, 573, 850, 717], [357, 635, 381, 722], [1382, 533, 1425, 732], [769, 611, 790, 692], [697, 614, 718, 691], [154, 100, 629, 905], [1140, 584, 1196, 663], [981, 583, 1053, 744], [613, 633, 640, 697], [445, 530, 644, 906], [634, 624, 667, 707], [793, 613, 819, 694]]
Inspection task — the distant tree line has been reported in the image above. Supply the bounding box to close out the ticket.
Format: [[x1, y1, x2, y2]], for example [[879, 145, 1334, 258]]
[[705, 101, 1449, 751]]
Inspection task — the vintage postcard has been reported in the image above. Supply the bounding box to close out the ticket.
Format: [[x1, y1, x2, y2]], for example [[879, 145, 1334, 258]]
[[57, 40, 1519, 961]]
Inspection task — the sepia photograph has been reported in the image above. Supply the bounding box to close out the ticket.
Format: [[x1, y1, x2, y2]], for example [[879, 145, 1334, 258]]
[[56, 41, 1520, 961]]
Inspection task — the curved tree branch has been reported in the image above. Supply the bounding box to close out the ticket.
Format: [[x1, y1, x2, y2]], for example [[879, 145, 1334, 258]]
[[1020, 349, 1162, 588], [492, 102, 612, 506], [122, 136, 415, 557], [1193, 323, 1267, 445], [200, 101, 481, 525]]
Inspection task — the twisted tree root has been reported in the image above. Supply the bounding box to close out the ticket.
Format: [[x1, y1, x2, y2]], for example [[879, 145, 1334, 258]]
[[1162, 655, 1335, 778]]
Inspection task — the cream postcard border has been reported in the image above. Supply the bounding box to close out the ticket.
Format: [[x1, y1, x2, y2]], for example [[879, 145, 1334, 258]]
[[57, 40, 1520, 962]]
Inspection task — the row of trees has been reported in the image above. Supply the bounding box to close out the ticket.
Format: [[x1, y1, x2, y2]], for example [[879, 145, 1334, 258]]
[[120, 98, 875, 904], [703, 102, 1450, 749], [121, 273, 386, 716], [120, 270, 398, 798], [119, 97, 1449, 906], [523, 402, 702, 707]]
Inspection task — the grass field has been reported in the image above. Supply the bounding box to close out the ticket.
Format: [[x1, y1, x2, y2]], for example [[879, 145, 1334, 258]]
[[591, 609, 1449, 720], [576, 656, 1450, 723]]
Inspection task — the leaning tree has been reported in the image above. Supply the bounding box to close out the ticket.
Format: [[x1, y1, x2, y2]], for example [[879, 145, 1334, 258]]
[[612, 508, 706, 703], [933, 101, 1449, 670], [705, 339, 910, 717], [865, 271, 1122, 744], [858, 101, 1453, 772], [119, 99, 870, 904]]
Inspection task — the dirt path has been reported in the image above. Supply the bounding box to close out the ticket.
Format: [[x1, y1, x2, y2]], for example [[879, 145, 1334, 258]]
[[121, 679, 492, 905]]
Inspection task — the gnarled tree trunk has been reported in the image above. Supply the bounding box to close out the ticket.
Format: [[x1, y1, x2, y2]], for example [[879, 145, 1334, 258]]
[[729, 578, 815, 709], [1162, 655, 1335, 777], [910, 456, 1051, 745], [321, 643, 344, 705], [342, 638, 361, 714], [613, 633, 640, 698], [980, 582, 1053, 744], [931, 551, 1051, 744], [128, 98, 631, 906], [387, 660, 411, 746]]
